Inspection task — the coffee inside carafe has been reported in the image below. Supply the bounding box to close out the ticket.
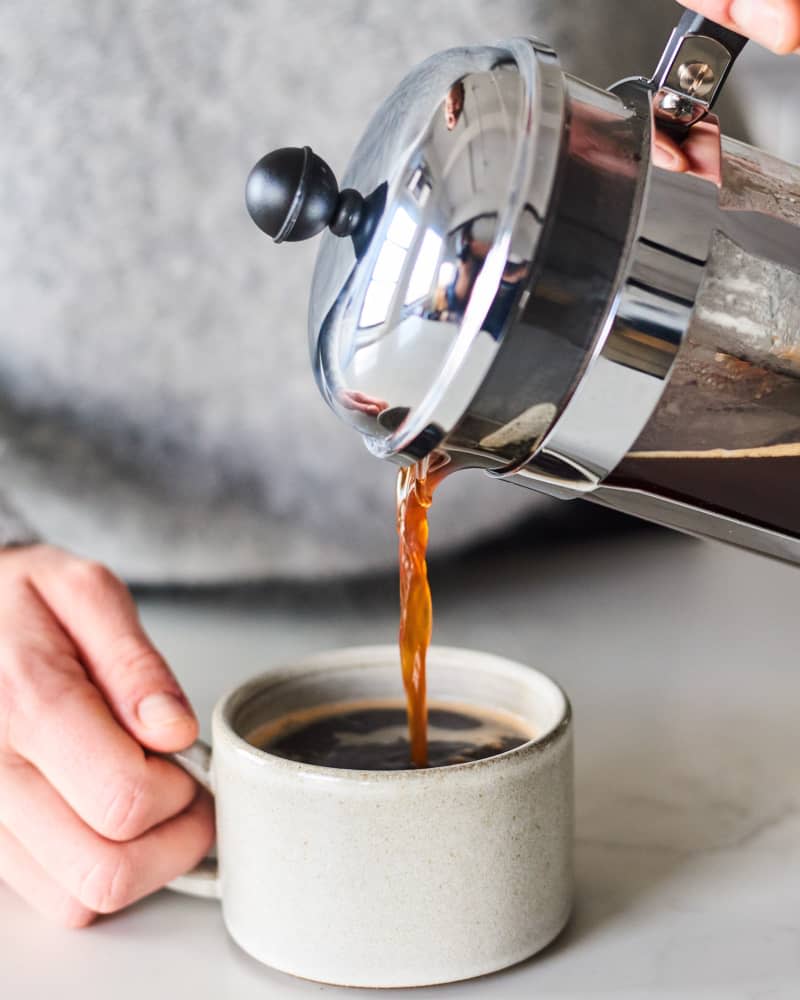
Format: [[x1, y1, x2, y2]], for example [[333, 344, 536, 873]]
[[607, 146, 800, 542]]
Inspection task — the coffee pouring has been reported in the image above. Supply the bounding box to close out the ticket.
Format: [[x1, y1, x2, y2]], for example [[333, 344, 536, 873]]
[[246, 10, 800, 564]]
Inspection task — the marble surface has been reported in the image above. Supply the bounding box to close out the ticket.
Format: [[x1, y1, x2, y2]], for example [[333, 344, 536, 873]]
[[3, 506, 800, 999]]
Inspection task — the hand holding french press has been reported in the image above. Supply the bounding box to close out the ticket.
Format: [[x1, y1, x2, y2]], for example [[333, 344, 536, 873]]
[[655, 1, 799, 169], [679, 0, 800, 53]]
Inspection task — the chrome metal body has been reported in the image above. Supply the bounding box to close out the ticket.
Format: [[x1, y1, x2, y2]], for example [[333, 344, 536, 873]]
[[651, 31, 731, 128], [306, 34, 800, 563], [510, 129, 800, 480], [647, 10, 746, 132], [589, 485, 800, 565]]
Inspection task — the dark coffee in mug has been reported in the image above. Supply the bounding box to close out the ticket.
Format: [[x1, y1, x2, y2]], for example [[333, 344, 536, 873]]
[[247, 699, 534, 771]]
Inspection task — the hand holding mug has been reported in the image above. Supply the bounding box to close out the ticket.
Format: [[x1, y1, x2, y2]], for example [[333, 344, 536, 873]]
[[0, 545, 213, 927]]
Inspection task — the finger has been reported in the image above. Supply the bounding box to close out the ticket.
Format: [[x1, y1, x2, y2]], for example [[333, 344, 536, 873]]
[[352, 391, 389, 409], [27, 554, 197, 753], [0, 759, 214, 914], [653, 131, 691, 172], [679, 0, 800, 53], [682, 120, 724, 183], [1, 583, 198, 841], [0, 824, 95, 928], [5, 662, 199, 842]]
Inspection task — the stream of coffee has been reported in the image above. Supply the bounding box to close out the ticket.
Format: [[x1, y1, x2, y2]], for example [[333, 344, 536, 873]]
[[248, 453, 528, 772], [396, 455, 451, 768]]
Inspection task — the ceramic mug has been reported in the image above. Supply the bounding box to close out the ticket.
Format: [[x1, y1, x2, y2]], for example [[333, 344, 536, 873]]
[[167, 645, 573, 988]]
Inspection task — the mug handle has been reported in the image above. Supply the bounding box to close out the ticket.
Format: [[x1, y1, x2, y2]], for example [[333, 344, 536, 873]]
[[163, 740, 221, 900]]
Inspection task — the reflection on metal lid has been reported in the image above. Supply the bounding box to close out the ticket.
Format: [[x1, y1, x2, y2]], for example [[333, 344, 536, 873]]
[[310, 39, 563, 460], [359, 279, 397, 329], [405, 230, 443, 305], [387, 205, 417, 249]]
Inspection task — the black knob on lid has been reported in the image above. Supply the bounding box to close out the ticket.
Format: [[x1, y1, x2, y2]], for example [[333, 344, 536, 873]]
[[245, 146, 365, 244]]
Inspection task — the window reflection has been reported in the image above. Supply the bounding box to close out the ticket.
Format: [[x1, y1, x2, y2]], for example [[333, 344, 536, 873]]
[[358, 191, 440, 328], [359, 206, 418, 328], [406, 230, 442, 305], [386, 205, 417, 248], [359, 278, 397, 328]]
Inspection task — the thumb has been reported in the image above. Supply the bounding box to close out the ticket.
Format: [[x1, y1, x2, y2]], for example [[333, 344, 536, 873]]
[[28, 553, 198, 753]]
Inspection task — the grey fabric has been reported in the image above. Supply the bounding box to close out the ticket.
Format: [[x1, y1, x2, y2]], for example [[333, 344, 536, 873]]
[[0, 494, 38, 549], [0, 1, 792, 583]]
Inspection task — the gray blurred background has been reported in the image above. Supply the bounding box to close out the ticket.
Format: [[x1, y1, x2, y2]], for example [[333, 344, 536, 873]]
[[0, 1, 796, 583]]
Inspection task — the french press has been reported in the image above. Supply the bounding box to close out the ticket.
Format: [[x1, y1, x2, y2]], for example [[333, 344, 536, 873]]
[[246, 10, 800, 564]]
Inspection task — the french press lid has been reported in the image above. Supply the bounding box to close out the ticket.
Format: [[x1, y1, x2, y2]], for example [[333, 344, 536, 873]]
[[246, 38, 564, 461]]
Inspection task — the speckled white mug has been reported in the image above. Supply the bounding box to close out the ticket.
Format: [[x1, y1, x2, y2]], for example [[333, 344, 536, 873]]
[[168, 645, 573, 988]]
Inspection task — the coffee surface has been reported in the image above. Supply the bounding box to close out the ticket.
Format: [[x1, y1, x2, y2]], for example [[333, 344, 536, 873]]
[[248, 699, 534, 771]]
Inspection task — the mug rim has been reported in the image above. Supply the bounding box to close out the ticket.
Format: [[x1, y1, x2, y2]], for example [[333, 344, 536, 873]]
[[213, 644, 571, 783]]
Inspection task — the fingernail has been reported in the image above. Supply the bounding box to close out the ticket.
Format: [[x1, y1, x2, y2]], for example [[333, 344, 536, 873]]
[[137, 692, 193, 728], [731, 0, 786, 50]]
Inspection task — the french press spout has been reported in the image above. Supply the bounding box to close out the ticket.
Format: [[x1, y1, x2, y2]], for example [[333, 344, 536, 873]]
[[246, 11, 800, 565]]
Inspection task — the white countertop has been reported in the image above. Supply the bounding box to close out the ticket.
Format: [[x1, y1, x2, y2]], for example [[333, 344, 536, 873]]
[[4, 509, 800, 999]]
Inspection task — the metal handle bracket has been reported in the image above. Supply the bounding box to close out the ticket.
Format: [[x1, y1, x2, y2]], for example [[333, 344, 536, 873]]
[[650, 10, 748, 137]]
